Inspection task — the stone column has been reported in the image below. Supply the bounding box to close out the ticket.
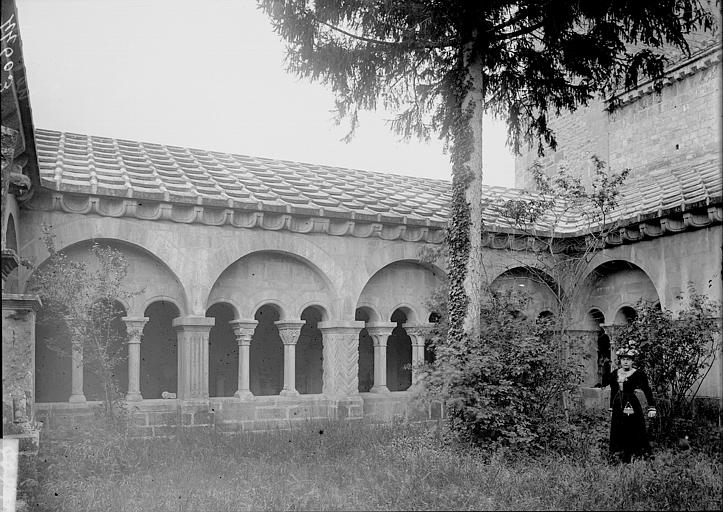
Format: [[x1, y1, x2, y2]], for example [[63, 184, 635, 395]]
[[405, 324, 433, 384], [172, 316, 215, 401], [122, 316, 148, 402], [366, 322, 396, 393], [275, 320, 304, 397], [68, 342, 86, 403], [318, 321, 365, 397], [229, 319, 257, 400]]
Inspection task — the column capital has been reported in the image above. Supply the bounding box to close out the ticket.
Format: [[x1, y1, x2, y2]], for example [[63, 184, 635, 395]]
[[405, 323, 435, 345], [365, 322, 396, 347], [230, 319, 257, 345], [274, 320, 305, 345], [317, 320, 365, 335], [122, 316, 149, 341], [172, 316, 215, 331]]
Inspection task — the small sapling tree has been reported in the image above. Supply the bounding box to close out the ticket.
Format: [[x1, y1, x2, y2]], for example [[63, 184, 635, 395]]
[[29, 227, 140, 419], [618, 288, 721, 423], [498, 157, 629, 333]]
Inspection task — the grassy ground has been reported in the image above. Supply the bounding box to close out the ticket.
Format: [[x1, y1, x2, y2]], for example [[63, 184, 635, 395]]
[[29, 420, 722, 511]]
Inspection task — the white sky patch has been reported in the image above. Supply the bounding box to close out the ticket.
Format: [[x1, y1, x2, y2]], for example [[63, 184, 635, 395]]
[[18, 0, 516, 186]]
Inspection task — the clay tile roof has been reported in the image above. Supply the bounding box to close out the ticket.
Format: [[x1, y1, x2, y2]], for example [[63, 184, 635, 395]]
[[34, 129, 721, 234]]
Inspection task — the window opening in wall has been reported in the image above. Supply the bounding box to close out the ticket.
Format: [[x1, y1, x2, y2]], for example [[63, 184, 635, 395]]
[[296, 307, 323, 394], [614, 306, 637, 325], [141, 301, 180, 399], [250, 305, 283, 396], [355, 308, 374, 392], [4, 214, 19, 293], [207, 303, 237, 397], [387, 309, 412, 391], [589, 308, 610, 387], [425, 312, 441, 364]]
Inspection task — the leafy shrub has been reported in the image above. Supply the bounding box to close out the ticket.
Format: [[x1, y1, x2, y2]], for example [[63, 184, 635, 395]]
[[617, 287, 721, 448], [418, 288, 587, 452]]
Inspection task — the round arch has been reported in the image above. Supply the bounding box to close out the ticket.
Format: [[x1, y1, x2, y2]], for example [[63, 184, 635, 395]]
[[356, 259, 444, 327], [20, 220, 190, 311], [580, 260, 660, 322], [207, 250, 335, 320], [204, 240, 344, 316]]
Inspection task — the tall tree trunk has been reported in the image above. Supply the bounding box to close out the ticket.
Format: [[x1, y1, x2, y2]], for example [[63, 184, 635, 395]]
[[462, 61, 485, 342], [447, 55, 485, 346]]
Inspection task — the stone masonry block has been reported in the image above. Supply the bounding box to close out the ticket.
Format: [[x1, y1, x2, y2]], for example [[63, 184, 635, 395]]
[[193, 411, 215, 426], [256, 407, 288, 420], [130, 413, 148, 427], [127, 426, 154, 438], [215, 422, 243, 434], [149, 412, 178, 426], [430, 401, 444, 420], [289, 403, 327, 420], [217, 402, 256, 422], [153, 425, 178, 437]]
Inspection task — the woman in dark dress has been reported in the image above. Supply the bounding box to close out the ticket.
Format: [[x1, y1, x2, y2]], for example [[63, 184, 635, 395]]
[[607, 342, 657, 462]]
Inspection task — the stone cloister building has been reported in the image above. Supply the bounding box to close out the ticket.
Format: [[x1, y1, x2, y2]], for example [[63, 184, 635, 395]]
[[2, 1, 721, 437]]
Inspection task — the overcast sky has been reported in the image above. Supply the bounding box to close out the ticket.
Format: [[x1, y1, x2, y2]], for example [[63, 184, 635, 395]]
[[18, 0, 516, 186]]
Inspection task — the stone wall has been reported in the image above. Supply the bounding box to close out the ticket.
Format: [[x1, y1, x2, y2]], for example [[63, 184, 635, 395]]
[[515, 56, 721, 188], [35, 393, 444, 439]]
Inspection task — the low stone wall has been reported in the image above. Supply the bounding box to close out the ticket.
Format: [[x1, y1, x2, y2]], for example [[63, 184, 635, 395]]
[[35, 392, 445, 439]]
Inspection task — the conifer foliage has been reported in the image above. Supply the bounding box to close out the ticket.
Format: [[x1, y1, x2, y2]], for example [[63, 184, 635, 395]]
[[260, 0, 715, 346]]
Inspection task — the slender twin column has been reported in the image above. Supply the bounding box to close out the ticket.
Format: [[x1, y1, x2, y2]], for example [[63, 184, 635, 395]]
[[122, 316, 149, 401], [365, 322, 396, 393], [172, 316, 215, 401], [318, 321, 366, 397], [68, 341, 86, 403], [405, 324, 433, 384], [229, 319, 257, 399], [275, 320, 305, 396]]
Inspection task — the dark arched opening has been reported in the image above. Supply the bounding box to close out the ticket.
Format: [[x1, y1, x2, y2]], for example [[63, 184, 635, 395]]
[[207, 303, 237, 397], [250, 305, 283, 396], [296, 307, 324, 394], [387, 309, 412, 391], [615, 306, 637, 325], [356, 308, 374, 392], [141, 301, 180, 399], [425, 312, 441, 364], [589, 309, 611, 386]]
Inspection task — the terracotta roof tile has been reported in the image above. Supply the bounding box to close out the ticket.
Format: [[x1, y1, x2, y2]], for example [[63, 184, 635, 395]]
[[34, 129, 721, 233]]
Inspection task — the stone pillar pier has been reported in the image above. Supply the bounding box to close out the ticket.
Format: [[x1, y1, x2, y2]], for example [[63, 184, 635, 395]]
[[68, 344, 86, 403], [318, 321, 365, 397], [229, 319, 257, 400], [122, 316, 148, 402], [275, 320, 305, 397], [172, 316, 215, 401], [405, 324, 433, 384], [366, 322, 396, 393]]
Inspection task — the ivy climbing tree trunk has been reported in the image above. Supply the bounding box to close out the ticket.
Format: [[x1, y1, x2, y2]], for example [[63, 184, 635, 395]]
[[448, 56, 485, 346], [462, 60, 485, 343]]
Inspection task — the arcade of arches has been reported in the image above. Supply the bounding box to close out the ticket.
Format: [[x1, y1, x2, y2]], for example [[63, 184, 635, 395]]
[[31, 238, 720, 405], [18, 201, 722, 428]]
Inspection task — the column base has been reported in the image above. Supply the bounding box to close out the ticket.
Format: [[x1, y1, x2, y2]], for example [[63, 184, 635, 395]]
[[126, 392, 143, 402], [68, 394, 87, 403], [370, 385, 390, 394], [234, 390, 254, 400], [280, 389, 299, 397]]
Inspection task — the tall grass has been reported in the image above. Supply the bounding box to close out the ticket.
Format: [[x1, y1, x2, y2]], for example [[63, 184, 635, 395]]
[[31, 419, 721, 511]]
